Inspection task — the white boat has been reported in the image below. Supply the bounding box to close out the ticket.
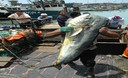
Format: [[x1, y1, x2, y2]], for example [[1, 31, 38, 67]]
[[0, 1, 11, 18], [6, 0, 68, 18]]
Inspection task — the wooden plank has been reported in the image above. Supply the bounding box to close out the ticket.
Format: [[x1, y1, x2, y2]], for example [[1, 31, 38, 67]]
[[36, 44, 60, 53], [41, 23, 60, 30], [37, 42, 57, 46], [0, 57, 13, 67], [97, 42, 127, 44]]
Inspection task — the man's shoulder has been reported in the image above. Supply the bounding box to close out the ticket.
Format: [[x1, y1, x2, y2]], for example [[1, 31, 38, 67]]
[[57, 15, 62, 18], [57, 15, 69, 18], [37, 16, 41, 20], [46, 16, 53, 18], [8, 13, 16, 18]]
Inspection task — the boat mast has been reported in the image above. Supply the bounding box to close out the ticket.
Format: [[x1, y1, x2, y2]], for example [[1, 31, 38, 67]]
[[28, 0, 45, 10], [40, 0, 45, 10], [0, 0, 4, 6]]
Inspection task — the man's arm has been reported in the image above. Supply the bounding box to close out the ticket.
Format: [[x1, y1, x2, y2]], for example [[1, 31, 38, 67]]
[[37, 16, 43, 21], [118, 24, 122, 30], [99, 27, 119, 38], [44, 29, 61, 38], [43, 26, 74, 38], [8, 14, 15, 19], [15, 18, 30, 20], [8, 14, 30, 20]]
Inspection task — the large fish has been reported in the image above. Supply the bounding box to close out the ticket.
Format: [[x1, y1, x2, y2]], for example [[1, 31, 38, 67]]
[[56, 14, 109, 64], [40, 14, 109, 69]]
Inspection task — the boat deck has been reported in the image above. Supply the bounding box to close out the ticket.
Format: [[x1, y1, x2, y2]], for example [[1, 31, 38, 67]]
[[0, 42, 128, 78], [0, 23, 128, 78]]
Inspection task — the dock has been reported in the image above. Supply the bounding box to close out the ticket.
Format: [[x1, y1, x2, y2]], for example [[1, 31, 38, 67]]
[[0, 23, 128, 78], [0, 57, 13, 67], [0, 42, 127, 78]]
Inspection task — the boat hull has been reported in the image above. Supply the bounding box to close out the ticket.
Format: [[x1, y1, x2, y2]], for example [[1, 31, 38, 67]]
[[0, 13, 11, 19], [9, 10, 71, 19]]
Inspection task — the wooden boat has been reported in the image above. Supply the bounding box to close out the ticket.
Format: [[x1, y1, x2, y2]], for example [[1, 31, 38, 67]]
[[96, 29, 127, 55]]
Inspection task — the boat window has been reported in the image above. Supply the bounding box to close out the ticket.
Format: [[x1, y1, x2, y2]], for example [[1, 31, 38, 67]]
[[13, 8, 17, 10], [18, 8, 21, 10], [58, 4, 62, 7], [45, 5, 50, 7], [52, 5, 57, 7], [36, 5, 41, 8], [0, 7, 6, 10], [7, 8, 11, 10]]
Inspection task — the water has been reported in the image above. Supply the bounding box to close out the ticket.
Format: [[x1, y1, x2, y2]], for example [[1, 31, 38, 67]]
[[81, 9, 128, 28]]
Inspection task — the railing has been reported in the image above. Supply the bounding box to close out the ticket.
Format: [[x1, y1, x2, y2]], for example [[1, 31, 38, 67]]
[[0, 18, 42, 30]]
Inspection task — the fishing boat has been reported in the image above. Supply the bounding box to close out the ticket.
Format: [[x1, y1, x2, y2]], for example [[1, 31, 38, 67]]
[[4, 0, 75, 19], [0, 1, 11, 19]]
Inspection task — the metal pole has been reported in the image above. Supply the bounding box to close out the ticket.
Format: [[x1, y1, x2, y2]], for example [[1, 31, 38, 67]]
[[0, 42, 46, 78]]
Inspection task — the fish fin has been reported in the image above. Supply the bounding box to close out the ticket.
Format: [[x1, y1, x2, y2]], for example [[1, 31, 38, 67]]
[[71, 28, 83, 37]]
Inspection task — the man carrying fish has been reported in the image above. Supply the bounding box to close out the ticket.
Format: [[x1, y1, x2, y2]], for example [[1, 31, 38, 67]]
[[41, 12, 120, 78]]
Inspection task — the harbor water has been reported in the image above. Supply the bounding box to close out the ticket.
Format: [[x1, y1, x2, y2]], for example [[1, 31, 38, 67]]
[[81, 9, 128, 28]]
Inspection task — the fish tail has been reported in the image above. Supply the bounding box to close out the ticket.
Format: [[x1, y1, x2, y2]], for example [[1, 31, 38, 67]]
[[40, 65, 55, 69], [40, 64, 62, 70]]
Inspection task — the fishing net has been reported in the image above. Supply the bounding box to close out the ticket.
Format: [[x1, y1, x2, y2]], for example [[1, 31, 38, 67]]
[[0, 29, 43, 56]]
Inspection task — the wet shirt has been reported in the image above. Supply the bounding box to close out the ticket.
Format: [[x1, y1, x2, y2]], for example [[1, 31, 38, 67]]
[[57, 15, 69, 27], [8, 13, 31, 23]]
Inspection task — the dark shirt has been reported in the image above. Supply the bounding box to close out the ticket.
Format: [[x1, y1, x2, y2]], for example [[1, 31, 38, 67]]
[[57, 15, 69, 27], [20, 21, 31, 29]]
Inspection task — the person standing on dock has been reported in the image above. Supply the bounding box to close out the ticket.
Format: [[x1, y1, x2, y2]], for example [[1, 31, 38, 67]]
[[57, 10, 69, 42], [42, 13, 120, 78], [121, 26, 128, 59], [122, 31, 128, 59], [8, 10, 31, 29], [108, 15, 124, 30], [57, 10, 69, 27]]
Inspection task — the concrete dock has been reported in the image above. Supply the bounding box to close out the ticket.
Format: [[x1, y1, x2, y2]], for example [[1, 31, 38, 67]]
[[0, 23, 128, 78], [0, 42, 127, 78]]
